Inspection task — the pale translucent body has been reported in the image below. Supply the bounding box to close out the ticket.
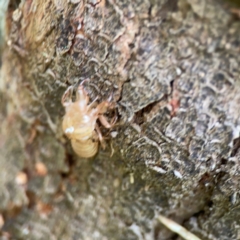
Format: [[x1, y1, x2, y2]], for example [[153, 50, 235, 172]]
[[62, 83, 113, 158]]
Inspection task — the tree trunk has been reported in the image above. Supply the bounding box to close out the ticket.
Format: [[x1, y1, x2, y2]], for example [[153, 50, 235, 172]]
[[1, 0, 240, 239]]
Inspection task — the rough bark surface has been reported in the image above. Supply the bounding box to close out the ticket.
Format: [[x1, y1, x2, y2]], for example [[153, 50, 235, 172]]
[[1, 0, 240, 239]]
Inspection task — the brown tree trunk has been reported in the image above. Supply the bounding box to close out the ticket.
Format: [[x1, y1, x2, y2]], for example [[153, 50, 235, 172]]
[[1, 0, 240, 239]]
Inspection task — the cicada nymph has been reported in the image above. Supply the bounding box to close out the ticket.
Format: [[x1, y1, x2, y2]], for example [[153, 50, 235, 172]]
[[62, 81, 116, 158]]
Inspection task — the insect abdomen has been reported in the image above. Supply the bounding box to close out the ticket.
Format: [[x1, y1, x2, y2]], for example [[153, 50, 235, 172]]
[[71, 138, 98, 158]]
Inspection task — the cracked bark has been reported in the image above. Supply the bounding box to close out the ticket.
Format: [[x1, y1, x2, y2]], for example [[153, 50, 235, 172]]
[[1, 0, 240, 239]]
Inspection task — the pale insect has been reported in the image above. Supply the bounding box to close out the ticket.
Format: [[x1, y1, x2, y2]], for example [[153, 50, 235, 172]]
[[61, 81, 116, 158]]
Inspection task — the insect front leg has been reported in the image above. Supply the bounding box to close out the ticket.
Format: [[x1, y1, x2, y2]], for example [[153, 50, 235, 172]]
[[61, 86, 74, 107], [95, 124, 106, 149], [98, 114, 117, 129], [95, 100, 117, 127]]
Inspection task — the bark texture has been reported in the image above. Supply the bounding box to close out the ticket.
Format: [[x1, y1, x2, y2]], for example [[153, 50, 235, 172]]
[[1, 0, 240, 239]]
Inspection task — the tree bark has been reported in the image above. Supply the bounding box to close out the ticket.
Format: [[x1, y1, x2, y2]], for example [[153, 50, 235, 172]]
[[1, 0, 240, 239]]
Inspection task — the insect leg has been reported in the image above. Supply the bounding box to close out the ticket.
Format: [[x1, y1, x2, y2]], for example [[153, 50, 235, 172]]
[[95, 124, 106, 149], [87, 96, 99, 109], [99, 114, 117, 129], [80, 78, 90, 86], [61, 86, 73, 106]]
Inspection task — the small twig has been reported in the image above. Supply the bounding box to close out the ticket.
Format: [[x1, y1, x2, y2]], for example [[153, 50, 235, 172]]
[[158, 215, 201, 240]]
